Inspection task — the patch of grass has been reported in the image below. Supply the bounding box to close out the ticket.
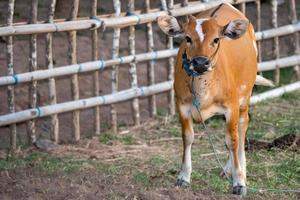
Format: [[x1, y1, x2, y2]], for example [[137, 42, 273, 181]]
[[148, 155, 165, 166], [0, 152, 107, 174], [119, 135, 136, 145], [99, 132, 118, 144], [168, 127, 181, 137], [133, 172, 150, 187]]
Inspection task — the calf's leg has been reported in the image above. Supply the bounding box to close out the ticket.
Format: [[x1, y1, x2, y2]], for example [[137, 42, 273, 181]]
[[225, 108, 247, 196], [176, 115, 194, 187]]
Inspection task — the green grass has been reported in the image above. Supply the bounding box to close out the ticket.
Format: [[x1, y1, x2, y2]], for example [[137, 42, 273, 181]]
[[99, 131, 137, 145]]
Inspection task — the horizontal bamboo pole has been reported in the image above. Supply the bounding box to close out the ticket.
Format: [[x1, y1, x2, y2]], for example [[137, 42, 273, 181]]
[[250, 81, 300, 104], [0, 0, 256, 37], [1, 80, 299, 127], [255, 23, 300, 41], [1, 50, 299, 87], [258, 55, 300, 71], [0, 48, 178, 86], [0, 81, 173, 127]]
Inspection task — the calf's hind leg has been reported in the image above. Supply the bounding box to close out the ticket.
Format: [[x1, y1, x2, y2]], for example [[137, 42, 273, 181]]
[[176, 114, 194, 187], [225, 107, 247, 196]]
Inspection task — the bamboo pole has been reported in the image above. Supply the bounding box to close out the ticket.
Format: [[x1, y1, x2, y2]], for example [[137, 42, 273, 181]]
[[0, 48, 178, 86], [0, 0, 258, 37], [271, 0, 280, 85], [68, 0, 80, 141], [238, 2, 246, 14], [1, 50, 300, 88], [111, 0, 121, 133], [255, 0, 262, 76], [289, 0, 300, 80], [250, 81, 300, 104], [91, 0, 101, 135], [145, 0, 157, 117], [0, 81, 174, 127], [6, 0, 17, 154], [46, 0, 59, 143], [27, 0, 38, 145], [161, 0, 175, 115], [1, 80, 300, 127], [128, 0, 140, 126]]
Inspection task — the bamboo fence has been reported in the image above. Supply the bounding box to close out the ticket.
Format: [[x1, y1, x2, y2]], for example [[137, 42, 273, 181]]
[[0, 0, 299, 152], [91, 0, 101, 136], [6, 0, 16, 155], [47, 0, 59, 143], [27, 0, 38, 145], [145, 0, 157, 117], [68, 0, 80, 142], [128, 0, 140, 126]]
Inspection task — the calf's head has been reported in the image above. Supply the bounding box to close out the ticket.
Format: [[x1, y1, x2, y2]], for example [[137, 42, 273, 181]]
[[157, 15, 249, 74]]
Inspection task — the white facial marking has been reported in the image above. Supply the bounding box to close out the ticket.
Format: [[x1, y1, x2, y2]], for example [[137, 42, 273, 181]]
[[196, 19, 207, 43]]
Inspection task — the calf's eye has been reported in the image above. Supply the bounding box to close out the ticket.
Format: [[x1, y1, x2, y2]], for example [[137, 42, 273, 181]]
[[213, 37, 220, 44], [185, 36, 192, 44]]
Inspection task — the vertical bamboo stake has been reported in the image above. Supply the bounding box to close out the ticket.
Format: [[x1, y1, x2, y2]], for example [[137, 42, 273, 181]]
[[161, 0, 175, 115], [128, 0, 140, 125], [68, 0, 80, 141], [6, 0, 17, 154], [46, 0, 59, 143], [271, 0, 280, 85], [238, 3, 246, 14], [181, 0, 188, 7], [289, 0, 300, 80], [91, 0, 101, 135], [256, 0, 262, 75], [27, 0, 38, 144], [111, 0, 121, 133], [145, 0, 157, 117]]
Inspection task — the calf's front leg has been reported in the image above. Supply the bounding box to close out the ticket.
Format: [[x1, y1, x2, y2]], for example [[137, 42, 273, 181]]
[[176, 114, 194, 187]]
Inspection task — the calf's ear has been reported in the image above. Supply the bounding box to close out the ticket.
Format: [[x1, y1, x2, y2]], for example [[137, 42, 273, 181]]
[[157, 15, 184, 38], [221, 19, 249, 40]]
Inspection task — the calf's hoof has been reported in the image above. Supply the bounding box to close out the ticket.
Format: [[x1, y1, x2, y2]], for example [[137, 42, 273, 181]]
[[232, 185, 247, 196], [175, 178, 190, 188]]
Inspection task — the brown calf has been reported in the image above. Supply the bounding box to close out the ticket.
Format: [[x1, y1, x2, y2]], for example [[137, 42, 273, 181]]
[[158, 3, 273, 196]]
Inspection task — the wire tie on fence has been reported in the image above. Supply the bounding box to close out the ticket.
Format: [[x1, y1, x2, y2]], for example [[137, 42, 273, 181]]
[[126, 11, 141, 24], [261, 31, 265, 40], [12, 74, 18, 85], [119, 57, 124, 64], [90, 16, 103, 30], [98, 59, 104, 71], [151, 51, 158, 64], [140, 87, 145, 96], [101, 96, 106, 104], [78, 64, 83, 72], [36, 107, 42, 117], [49, 20, 59, 32]]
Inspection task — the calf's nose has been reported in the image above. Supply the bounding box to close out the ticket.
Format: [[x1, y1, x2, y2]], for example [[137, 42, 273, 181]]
[[192, 56, 210, 74]]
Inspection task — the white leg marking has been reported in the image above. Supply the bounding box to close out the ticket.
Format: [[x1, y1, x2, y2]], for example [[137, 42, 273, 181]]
[[178, 134, 194, 183]]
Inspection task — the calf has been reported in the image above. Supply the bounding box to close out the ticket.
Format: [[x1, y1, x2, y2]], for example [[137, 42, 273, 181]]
[[157, 3, 273, 196]]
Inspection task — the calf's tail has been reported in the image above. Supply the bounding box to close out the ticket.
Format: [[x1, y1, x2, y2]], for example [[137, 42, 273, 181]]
[[255, 75, 275, 87]]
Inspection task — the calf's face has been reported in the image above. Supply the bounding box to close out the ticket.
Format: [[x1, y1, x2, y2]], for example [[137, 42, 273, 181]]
[[157, 15, 249, 74]]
